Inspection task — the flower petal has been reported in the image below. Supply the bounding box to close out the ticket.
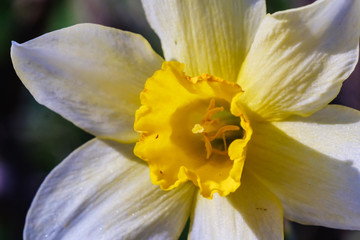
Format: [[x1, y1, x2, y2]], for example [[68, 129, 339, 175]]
[[24, 139, 195, 239], [11, 23, 163, 142], [142, 0, 265, 82], [237, 0, 360, 120], [188, 171, 283, 240], [247, 105, 360, 229]]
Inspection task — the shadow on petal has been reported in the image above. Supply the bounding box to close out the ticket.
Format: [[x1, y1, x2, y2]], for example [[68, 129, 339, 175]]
[[246, 121, 360, 229]]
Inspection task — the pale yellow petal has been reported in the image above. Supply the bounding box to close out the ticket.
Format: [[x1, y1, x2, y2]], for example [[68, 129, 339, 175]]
[[142, 0, 265, 81], [11, 23, 163, 142], [237, 0, 360, 120], [247, 105, 360, 229], [24, 139, 195, 239], [189, 170, 283, 240]]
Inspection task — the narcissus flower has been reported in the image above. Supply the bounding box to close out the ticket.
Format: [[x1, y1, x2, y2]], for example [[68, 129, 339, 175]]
[[11, 0, 360, 239]]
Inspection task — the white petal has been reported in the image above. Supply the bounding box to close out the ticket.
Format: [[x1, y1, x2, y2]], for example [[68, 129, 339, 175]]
[[24, 139, 195, 239], [142, 0, 265, 81], [247, 105, 360, 229], [11, 23, 163, 142], [189, 171, 283, 240], [237, 0, 360, 120]]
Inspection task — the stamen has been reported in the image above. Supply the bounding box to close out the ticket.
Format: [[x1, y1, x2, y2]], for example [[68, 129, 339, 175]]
[[207, 98, 216, 111], [203, 134, 213, 159], [208, 125, 240, 141], [211, 148, 228, 156], [193, 98, 241, 159], [203, 107, 224, 122], [206, 119, 220, 126], [222, 133, 227, 151]]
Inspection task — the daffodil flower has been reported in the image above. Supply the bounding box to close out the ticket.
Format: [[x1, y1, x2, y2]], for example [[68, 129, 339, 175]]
[[11, 0, 360, 239]]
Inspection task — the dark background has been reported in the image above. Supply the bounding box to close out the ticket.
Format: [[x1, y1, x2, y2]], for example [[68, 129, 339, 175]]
[[1, 0, 360, 239]]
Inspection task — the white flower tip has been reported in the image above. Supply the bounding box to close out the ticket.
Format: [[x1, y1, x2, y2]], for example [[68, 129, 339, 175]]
[[11, 41, 22, 52], [11, 40, 20, 46], [10, 41, 22, 58]]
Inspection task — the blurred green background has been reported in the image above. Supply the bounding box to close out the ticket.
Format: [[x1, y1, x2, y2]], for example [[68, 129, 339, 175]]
[[1, 0, 360, 239]]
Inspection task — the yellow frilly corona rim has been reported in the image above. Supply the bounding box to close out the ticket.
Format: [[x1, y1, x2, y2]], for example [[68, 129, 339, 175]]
[[134, 61, 252, 198]]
